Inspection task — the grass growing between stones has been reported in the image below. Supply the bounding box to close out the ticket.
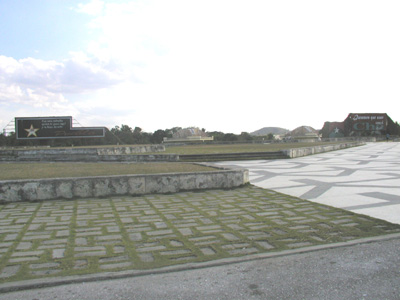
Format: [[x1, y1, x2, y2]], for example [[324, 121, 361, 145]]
[[0, 185, 399, 285], [0, 162, 217, 180]]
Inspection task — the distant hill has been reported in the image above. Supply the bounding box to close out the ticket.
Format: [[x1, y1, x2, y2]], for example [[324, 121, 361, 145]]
[[251, 127, 289, 136]]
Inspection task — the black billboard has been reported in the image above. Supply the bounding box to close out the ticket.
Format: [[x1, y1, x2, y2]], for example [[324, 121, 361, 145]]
[[15, 116, 105, 140]]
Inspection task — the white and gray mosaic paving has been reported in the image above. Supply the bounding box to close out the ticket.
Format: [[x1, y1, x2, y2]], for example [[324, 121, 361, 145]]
[[217, 143, 400, 225]]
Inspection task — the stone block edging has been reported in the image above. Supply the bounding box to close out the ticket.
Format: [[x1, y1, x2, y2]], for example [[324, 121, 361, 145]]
[[282, 141, 365, 158], [0, 165, 249, 203]]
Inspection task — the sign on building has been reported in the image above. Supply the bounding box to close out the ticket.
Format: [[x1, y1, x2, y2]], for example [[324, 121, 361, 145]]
[[346, 113, 387, 132], [15, 116, 105, 140], [321, 113, 397, 138]]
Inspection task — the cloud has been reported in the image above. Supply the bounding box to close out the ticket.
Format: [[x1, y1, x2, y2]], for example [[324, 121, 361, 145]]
[[0, 53, 124, 107], [68, 0, 400, 132], [76, 0, 105, 16], [2, 0, 400, 133]]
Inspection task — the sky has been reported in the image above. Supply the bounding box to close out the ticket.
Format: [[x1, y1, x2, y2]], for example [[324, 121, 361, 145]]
[[1, 0, 400, 134]]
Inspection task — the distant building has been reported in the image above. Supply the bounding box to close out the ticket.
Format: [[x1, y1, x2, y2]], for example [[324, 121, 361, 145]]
[[321, 113, 399, 138], [287, 126, 320, 142], [163, 127, 214, 143]]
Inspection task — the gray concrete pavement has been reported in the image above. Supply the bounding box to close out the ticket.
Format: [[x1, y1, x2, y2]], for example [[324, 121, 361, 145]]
[[217, 142, 400, 225]]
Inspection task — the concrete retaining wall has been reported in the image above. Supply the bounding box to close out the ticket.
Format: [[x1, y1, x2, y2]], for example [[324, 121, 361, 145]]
[[282, 141, 365, 158], [0, 145, 176, 162], [0, 166, 249, 203]]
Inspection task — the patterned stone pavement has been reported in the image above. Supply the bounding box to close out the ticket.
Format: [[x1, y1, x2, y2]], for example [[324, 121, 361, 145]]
[[1, 186, 399, 286], [217, 142, 400, 225]]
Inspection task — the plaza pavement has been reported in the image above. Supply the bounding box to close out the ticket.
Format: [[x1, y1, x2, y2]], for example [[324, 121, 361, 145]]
[[217, 142, 400, 225], [1, 142, 400, 298], [0, 185, 399, 292]]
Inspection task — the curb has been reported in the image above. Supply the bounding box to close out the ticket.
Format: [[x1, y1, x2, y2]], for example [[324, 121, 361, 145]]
[[1, 232, 400, 293]]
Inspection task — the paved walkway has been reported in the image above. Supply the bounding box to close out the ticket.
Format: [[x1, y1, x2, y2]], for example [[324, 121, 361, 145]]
[[217, 142, 400, 225], [0, 185, 399, 291], [3, 237, 400, 300]]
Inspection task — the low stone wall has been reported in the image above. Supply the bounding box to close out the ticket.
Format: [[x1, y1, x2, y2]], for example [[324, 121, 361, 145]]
[[0, 145, 174, 162], [96, 145, 165, 154], [282, 141, 365, 158], [0, 166, 249, 203]]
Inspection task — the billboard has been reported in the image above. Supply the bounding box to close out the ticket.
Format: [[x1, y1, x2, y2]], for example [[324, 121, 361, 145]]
[[15, 116, 106, 140], [346, 113, 388, 133], [321, 113, 397, 138]]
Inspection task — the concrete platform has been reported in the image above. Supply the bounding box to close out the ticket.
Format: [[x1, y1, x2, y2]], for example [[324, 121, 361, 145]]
[[217, 142, 400, 225]]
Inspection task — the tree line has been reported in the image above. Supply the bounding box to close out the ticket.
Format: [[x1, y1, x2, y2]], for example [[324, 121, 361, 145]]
[[0, 125, 274, 147]]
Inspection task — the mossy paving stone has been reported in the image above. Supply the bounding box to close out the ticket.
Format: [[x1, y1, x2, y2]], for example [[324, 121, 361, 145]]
[[0, 185, 399, 284]]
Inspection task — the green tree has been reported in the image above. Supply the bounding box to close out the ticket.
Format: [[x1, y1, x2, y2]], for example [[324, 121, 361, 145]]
[[151, 129, 169, 144], [238, 132, 253, 142], [223, 133, 238, 142], [207, 131, 225, 141], [0, 133, 7, 146], [133, 127, 150, 144], [112, 125, 134, 144]]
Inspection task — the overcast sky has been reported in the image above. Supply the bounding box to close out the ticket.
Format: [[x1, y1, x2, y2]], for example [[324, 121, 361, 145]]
[[1, 0, 399, 134]]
